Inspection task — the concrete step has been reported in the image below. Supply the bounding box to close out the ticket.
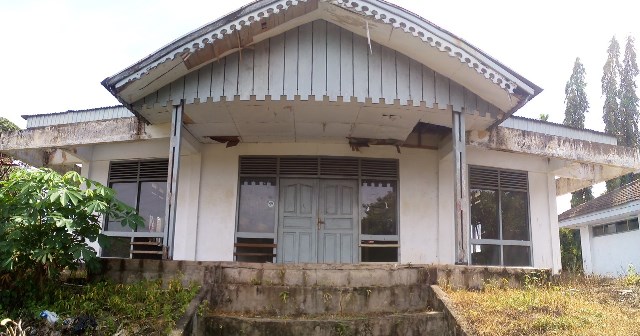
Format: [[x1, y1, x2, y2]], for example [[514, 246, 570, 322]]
[[209, 284, 432, 316], [201, 311, 447, 336], [218, 264, 436, 288]]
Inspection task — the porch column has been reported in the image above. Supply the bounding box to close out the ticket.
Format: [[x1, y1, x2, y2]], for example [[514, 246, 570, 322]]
[[164, 100, 184, 259], [452, 110, 470, 264], [579, 226, 593, 273]]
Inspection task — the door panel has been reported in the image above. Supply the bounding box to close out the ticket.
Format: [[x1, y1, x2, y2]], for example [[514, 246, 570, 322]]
[[318, 180, 358, 263], [278, 179, 318, 263]]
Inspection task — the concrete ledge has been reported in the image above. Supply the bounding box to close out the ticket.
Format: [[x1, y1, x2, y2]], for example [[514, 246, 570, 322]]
[[209, 284, 432, 316], [427, 285, 473, 336], [97, 259, 548, 290], [201, 311, 447, 336]]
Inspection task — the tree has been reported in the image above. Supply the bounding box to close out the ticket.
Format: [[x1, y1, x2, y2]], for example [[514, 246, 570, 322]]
[[0, 169, 143, 293], [602, 37, 640, 191], [564, 58, 594, 207], [539, 113, 549, 121], [0, 118, 19, 181], [559, 228, 583, 272]]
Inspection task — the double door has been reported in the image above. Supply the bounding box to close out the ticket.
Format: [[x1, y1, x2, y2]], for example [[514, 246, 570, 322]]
[[277, 179, 358, 263]]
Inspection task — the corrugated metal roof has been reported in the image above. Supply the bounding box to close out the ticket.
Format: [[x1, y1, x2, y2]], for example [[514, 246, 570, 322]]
[[502, 116, 617, 145], [558, 179, 640, 222], [21, 106, 133, 129]]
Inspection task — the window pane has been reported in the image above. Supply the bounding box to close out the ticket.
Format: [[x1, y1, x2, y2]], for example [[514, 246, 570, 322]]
[[361, 241, 398, 262], [629, 218, 639, 231], [501, 191, 529, 241], [471, 244, 500, 266], [235, 238, 275, 263], [237, 178, 277, 233], [503, 245, 531, 267], [593, 225, 604, 237], [616, 221, 629, 233], [138, 182, 167, 233], [605, 223, 616, 234], [107, 182, 138, 231], [101, 236, 131, 258], [361, 181, 397, 235], [470, 189, 499, 240]]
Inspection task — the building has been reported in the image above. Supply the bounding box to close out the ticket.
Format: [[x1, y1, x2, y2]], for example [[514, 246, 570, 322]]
[[559, 180, 640, 275], [2, 0, 639, 274]]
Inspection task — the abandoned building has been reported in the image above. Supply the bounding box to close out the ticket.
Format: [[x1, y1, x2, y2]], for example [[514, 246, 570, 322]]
[[2, 0, 639, 274]]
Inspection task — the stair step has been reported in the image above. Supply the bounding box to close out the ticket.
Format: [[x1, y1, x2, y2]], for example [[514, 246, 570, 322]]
[[209, 284, 433, 315], [202, 311, 447, 336]]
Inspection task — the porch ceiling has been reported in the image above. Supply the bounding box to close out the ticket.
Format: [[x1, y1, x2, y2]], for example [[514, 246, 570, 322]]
[[144, 99, 496, 143]]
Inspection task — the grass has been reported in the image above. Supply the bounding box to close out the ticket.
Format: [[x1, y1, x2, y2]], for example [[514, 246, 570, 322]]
[[2, 277, 200, 335], [445, 272, 640, 336]]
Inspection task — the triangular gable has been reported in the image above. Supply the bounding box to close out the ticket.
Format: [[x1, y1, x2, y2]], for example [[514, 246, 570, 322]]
[[135, 20, 502, 125], [103, 0, 541, 122]]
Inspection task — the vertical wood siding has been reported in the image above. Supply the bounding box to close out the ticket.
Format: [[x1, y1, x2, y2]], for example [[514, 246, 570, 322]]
[[138, 20, 496, 115]]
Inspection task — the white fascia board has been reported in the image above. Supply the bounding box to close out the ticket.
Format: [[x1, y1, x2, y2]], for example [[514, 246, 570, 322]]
[[559, 201, 640, 229]]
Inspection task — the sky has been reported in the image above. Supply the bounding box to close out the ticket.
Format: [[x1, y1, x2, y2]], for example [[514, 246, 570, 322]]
[[0, 0, 638, 212]]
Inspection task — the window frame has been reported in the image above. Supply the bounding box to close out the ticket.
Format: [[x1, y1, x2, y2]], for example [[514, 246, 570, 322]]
[[468, 165, 532, 267], [102, 159, 168, 258]]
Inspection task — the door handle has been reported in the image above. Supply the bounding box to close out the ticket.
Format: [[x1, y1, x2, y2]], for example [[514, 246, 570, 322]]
[[317, 217, 325, 230]]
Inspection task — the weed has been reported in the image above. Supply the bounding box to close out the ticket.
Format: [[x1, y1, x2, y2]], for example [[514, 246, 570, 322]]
[[278, 269, 286, 284], [322, 292, 333, 304], [198, 300, 210, 317], [334, 322, 351, 336], [622, 264, 640, 286], [279, 291, 290, 304], [250, 278, 262, 285]]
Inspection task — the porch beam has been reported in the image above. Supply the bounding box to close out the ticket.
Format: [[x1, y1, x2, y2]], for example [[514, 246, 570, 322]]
[[452, 110, 469, 265], [164, 100, 184, 260], [468, 127, 640, 169]]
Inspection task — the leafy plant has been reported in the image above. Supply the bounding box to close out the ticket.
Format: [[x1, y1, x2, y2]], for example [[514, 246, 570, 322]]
[[622, 264, 640, 286], [0, 168, 143, 310]]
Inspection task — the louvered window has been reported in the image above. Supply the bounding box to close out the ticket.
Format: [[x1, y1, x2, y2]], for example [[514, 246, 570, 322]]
[[239, 156, 398, 178], [469, 166, 531, 267], [102, 159, 169, 259]]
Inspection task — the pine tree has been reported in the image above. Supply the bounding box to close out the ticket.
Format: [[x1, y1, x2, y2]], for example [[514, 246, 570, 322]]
[[565, 58, 593, 207], [620, 36, 639, 148], [602, 37, 626, 191], [602, 37, 622, 136]]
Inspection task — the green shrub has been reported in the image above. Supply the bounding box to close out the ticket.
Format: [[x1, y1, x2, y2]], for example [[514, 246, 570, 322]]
[[0, 169, 143, 312]]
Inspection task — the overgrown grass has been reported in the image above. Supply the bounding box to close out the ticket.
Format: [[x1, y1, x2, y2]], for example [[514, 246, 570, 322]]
[[445, 272, 640, 336], [2, 277, 200, 335]]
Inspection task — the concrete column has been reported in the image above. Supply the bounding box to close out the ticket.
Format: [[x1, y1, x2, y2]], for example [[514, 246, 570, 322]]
[[452, 110, 469, 264], [164, 100, 184, 259], [579, 226, 593, 273]]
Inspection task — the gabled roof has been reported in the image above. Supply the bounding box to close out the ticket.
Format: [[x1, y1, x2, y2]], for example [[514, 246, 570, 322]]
[[559, 179, 640, 222], [102, 0, 541, 120]]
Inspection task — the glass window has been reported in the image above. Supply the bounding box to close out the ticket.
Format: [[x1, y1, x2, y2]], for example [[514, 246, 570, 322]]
[[107, 182, 138, 232], [469, 167, 531, 267], [138, 182, 166, 233], [629, 219, 639, 231], [361, 181, 397, 235], [503, 246, 531, 267], [237, 178, 277, 233], [470, 189, 499, 240], [594, 218, 640, 237], [501, 191, 529, 241], [101, 236, 131, 258], [361, 241, 398, 262], [471, 244, 500, 266]]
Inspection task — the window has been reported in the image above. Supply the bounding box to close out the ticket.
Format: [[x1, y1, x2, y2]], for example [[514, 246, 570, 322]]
[[469, 166, 531, 267], [360, 180, 399, 262], [102, 160, 168, 259], [593, 218, 639, 237]]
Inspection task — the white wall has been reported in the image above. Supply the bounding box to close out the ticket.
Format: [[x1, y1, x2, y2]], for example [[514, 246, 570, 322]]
[[194, 143, 439, 263], [81, 139, 561, 271], [590, 228, 640, 276]]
